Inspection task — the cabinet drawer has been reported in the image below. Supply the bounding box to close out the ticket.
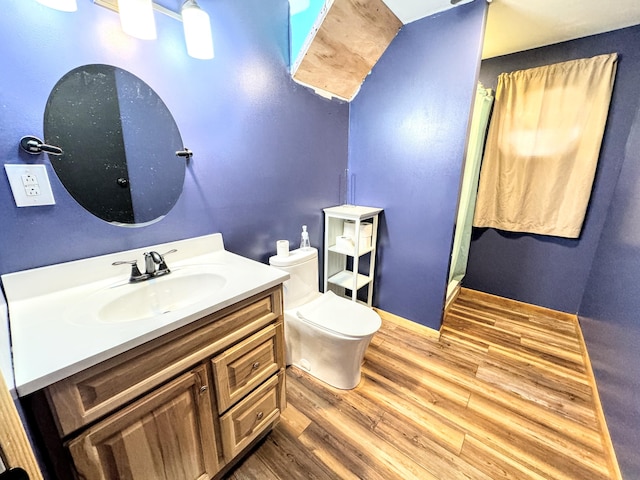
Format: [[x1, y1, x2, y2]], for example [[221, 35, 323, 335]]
[[219, 372, 283, 462], [212, 323, 284, 413], [47, 287, 282, 436]]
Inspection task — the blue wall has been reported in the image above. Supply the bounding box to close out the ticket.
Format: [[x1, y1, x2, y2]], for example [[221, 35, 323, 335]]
[[0, 0, 348, 276], [465, 26, 640, 313], [463, 25, 640, 478], [349, 1, 488, 329], [579, 55, 640, 479]]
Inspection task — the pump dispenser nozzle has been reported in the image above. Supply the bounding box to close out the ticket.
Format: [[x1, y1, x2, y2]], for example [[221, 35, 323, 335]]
[[300, 225, 310, 249]]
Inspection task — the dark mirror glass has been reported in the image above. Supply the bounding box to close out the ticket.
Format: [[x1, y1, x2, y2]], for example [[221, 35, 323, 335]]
[[44, 64, 186, 226]]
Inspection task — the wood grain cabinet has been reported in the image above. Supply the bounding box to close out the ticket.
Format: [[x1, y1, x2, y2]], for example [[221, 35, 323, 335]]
[[25, 286, 286, 480], [68, 365, 219, 480]]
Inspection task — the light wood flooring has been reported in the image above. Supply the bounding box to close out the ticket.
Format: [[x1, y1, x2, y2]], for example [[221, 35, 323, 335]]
[[225, 288, 620, 479]]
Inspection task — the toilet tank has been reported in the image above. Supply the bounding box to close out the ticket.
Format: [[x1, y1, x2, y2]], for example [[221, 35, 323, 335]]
[[269, 247, 319, 309]]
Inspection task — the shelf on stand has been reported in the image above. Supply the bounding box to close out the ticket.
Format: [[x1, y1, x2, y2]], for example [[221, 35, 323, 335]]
[[327, 245, 374, 257], [323, 205, 382, 307], [327, 270, 371, 291]]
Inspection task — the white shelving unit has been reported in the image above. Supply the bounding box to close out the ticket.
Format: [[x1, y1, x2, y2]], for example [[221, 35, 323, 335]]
[[323, 205, 382, 307]]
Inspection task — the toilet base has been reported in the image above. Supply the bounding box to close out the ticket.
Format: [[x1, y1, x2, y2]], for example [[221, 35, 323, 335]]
[[284, 310, 376, 390], [291, 362, 363, 390]]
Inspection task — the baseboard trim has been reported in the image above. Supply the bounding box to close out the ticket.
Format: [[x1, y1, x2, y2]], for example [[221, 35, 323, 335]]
[[374, 308, 441, 340], [458, 287, 576, 321], [445, 282, 461, 313], [575, 318, 623, 480]]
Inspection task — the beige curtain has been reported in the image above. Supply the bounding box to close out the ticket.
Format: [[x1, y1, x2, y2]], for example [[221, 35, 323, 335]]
[[473, 53, 618, 238]]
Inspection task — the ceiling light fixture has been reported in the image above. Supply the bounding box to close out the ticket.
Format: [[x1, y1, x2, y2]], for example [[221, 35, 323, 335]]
[[92, 0, 214, 60], [36, 0, 78, 12], [181, 0, 214, 60], [118, 0, 157, 40]]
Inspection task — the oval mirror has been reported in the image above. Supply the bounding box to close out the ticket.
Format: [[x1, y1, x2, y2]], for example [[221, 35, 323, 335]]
[[44, 64, 186, 226]]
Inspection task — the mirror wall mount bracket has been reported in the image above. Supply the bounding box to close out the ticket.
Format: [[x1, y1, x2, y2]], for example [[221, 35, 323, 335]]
[[176, 148, 193, 159], [19, 136, 63, 156]]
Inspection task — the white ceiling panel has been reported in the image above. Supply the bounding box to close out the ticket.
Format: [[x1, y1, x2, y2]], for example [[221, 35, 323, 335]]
[[381, 0, 640, 58], [483, 0, 640, 58], [382, 0, 473, 24]]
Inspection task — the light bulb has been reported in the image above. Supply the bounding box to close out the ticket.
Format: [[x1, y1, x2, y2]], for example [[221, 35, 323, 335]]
[[118, 0, 157, 40], [182, 0, 214, 60]]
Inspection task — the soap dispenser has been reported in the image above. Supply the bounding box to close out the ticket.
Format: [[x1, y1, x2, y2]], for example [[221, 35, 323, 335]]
[[300, 225, 311, 249]]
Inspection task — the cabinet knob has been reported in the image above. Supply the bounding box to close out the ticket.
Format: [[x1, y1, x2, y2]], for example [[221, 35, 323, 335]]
[[199, 385, 208, 394], [256, 411, 264, 420], [252, 362, 261, 370]]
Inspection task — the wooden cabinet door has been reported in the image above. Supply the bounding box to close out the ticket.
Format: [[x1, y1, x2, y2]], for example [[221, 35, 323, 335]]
[[68, 365, 219, 480]]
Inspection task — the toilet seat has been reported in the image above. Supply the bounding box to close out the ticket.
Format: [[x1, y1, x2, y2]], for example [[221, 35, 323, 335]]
[[295, 291, 382, 338]]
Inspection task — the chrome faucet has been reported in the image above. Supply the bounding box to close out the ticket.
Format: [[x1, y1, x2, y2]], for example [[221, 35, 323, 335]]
[[144, 249, 176, 277], [113, 249, 177, 283], [144, 251, 160, 276]]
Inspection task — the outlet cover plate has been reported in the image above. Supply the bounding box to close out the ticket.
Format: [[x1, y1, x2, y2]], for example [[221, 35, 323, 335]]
[[5, 164, 56, 207]]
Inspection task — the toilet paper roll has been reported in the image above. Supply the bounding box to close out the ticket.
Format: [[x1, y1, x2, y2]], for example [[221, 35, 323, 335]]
[[276, 240, 289, 257], [336, 235, 354, 251]]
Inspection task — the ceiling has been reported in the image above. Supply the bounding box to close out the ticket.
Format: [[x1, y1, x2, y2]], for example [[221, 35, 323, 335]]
[[381, 0, 640, 59]]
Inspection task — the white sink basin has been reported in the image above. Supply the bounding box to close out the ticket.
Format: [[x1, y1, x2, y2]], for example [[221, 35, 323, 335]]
[[97, 272, 227, 324], [71, 267, 228, 325]]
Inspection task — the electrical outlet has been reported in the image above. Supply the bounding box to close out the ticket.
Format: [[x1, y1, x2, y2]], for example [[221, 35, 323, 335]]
[[21, 174, 38, 186], [22, 173, 41, 197], [25, 185, 41, 196], [5, 164, 56, 207]]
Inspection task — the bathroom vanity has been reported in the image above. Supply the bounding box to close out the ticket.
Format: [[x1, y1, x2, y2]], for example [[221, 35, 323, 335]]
[[2, 234, 288, 480]]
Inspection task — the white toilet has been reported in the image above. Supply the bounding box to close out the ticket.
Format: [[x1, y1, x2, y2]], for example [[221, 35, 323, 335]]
[[269, 247, 381, 390]]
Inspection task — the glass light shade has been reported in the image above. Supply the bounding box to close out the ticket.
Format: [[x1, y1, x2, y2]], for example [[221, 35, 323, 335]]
[[182, 0, 214, 60], [118, 0, 157, 40], [36, 0, 77, 12]]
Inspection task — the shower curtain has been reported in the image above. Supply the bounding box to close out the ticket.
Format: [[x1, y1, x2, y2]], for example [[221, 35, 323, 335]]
[[448, 84, 494, 289]]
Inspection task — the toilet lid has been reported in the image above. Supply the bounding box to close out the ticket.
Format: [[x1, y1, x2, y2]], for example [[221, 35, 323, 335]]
[[295, 291, 382, 337]]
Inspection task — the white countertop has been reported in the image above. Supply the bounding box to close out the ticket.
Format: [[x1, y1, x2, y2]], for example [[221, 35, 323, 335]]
[[1, 234, 288, 397]]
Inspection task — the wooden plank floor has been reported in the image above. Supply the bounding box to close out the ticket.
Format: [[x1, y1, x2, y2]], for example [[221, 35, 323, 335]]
[[225, 288, 619, 479]]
